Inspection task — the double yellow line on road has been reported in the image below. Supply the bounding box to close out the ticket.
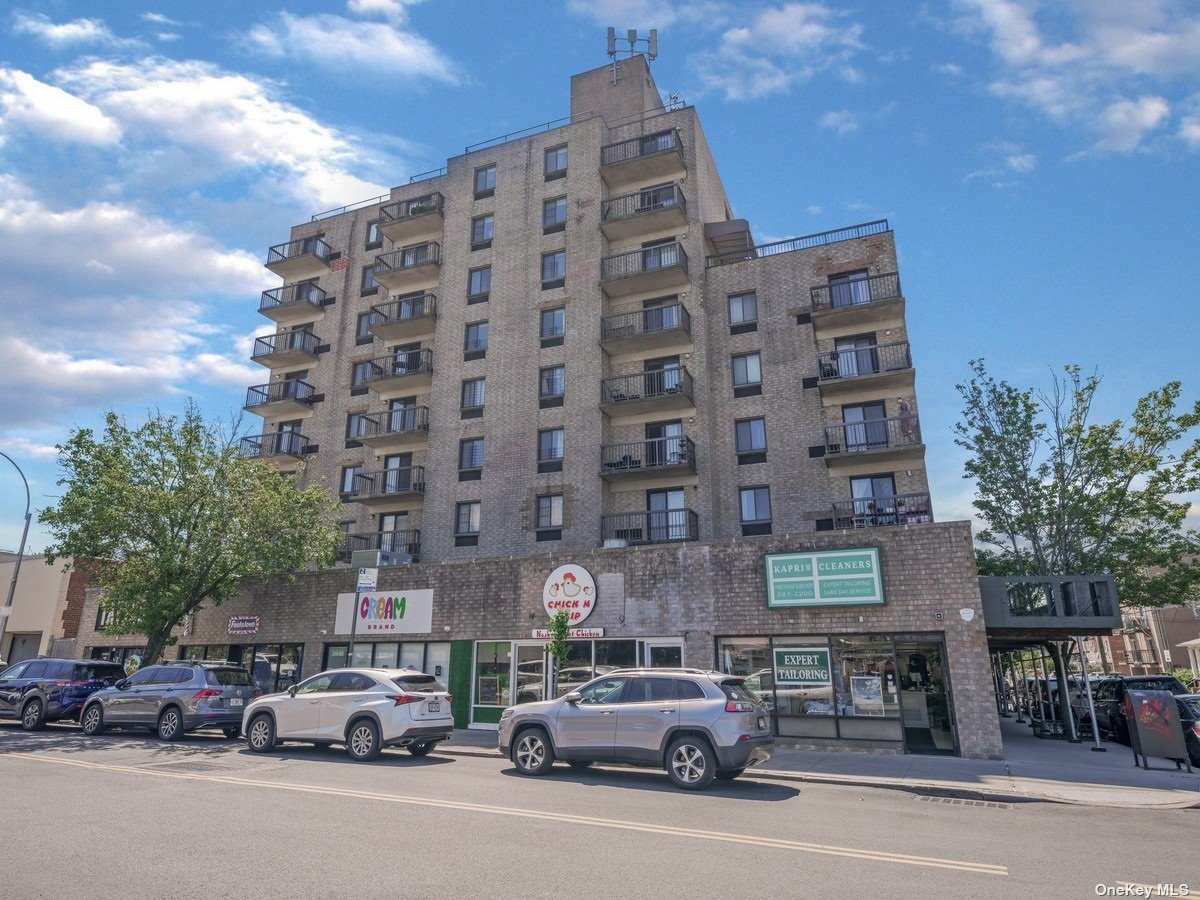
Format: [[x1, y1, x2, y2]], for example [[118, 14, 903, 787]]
[[10, 752, 1007, 877]]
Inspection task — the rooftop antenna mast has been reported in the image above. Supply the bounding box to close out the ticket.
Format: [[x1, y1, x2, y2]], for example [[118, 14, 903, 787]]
[[607, 27, 658, 84]]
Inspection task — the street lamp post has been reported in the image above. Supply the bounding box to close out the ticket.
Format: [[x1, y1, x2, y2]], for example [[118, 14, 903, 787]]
[[0, 451, 33, 660]]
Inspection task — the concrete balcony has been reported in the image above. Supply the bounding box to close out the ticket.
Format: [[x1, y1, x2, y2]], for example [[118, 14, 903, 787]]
[[810, 272, 904, 333], [600, 367, 694, 417], [348, 467, 426, 507], [375, 243, 441, 293], [244, 380, 315, 418], [600, 183, 687, 242], [362, 349, 433, 399], [823, 415, 924, 467], [600, 242, 688, 298], [265, 237, 333, 281], [250, 331, 320, 369], [378, 193, 444, 244], [600, 129, 685, 190], [831, 492, 933, 529], [239, 431, 309, 468], [600, 303, 691, 355], [355, 406, 430, 453], [600, 436, 696, 482], [259, 283, 328, 326], [980, 575, 1121, 645], [369, 294, 436, 343], [817, 340, 914, 398], [338, 529, 421, 565], [600, 509, 699, 547]]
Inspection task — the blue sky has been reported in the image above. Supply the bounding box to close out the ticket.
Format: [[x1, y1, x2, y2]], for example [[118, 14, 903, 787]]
[[1, 0, 1198, 552]]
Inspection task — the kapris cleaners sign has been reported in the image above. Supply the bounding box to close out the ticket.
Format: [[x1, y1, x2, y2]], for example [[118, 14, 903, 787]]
[[543, 564, 596, 624], [764, 549, 884, 607], [334, 590, 434, 635]]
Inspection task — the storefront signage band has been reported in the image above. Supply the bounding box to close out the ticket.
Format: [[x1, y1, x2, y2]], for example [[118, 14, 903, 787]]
[[530, 628, 605, 639], [334, 590, 434, 635], [764, 548, 884, 607], [773, 647, 832, 686], [542, 564, 596, 624], [227, 615, 260, 636]]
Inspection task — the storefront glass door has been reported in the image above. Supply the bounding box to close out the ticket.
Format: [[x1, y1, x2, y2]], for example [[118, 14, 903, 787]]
[[642, 642, 682, 667], [894, 639, 957, 755]]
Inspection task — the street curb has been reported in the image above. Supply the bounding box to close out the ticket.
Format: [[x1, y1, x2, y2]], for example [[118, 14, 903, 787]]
[[437, 744, 1200, 810]]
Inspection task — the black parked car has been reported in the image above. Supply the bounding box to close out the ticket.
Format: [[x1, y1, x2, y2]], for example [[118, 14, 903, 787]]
[[1091, 674, 1189, 745], [0, 658, 127, 730]]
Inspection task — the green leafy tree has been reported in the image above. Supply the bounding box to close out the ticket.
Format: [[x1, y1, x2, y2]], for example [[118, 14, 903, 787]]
[[955, 360, 1200, 608], [543, 609, 571, 697], [40, 404, 342, 664]]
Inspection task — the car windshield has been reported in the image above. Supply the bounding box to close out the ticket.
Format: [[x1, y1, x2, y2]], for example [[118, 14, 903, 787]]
[[74, 663, 125, 681], [720, 680, 761, 703], [391, 675, 446, 693], [207, 668, 254, 687]]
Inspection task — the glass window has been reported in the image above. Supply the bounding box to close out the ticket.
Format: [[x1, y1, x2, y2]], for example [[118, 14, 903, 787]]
[[541, 250, 566, 284], [351, 361, 373, 387], [578, 676, 626, 704], [456, 501, 481, 535], [350, 644, 373, 668], [728, 291, 758, 324], [365, 219, 382, 248], [474, 641, 510, 706], [732, 352, 762, 386], [468, 265, 491, 298], [340, 465, 361, 494], [459, 437, 485, 471], [739, 486, 771, 523], [360, 263, 380, 293], [538, 428, 564, 461], [537, 494, 563, 529], [540, 307, 565, 339], [461, 377, 485, 410], [296, 673, 334, 694], [832, 636, 899, 718], [356, 311, 377, 340], [346, 413, 367, 439], [474, 164, 496, 196], [828, 269, 870, 308], [542, 196, 568, 227], [539, 365, 565, 398], [677, 679, 706, 701], [471, 214, 493, 247], [544, 145, 568, 175], [464, 321, 488, 353], [735, 417, 767, 453], [399, 643, 425, 670]]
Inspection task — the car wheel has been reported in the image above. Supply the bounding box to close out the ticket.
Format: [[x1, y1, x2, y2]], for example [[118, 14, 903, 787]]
[[666, 735, 717, 791], [157, 707, 184, 741], [407, 741, 436, 757], [222, 727, 240, 740], [715, 768, 746, 781], [20, 698, 46, 732], [347, 719, 382, 762], [512, 727, 555, 776], [80, 704, 106, 736], [247, 714, 276, 753], [567, 760, 594, 770]]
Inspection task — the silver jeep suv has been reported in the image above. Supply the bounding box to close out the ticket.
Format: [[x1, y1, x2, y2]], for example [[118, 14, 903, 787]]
[[498, 668, 773, 790]]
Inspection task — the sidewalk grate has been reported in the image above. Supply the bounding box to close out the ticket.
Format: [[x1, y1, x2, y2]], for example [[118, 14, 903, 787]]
[[139, 760, 233, 774], [917, 796, 1013, 809]]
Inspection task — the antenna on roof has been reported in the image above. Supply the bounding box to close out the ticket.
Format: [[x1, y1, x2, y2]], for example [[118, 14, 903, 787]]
[[607, 27, 658, 84]]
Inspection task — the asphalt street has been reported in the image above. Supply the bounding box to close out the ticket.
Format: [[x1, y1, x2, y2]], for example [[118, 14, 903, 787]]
[[0, 723, 1194, 899]]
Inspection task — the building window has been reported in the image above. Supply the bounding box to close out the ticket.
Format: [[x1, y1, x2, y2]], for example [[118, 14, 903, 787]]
[[536, 494, 563, 541], [473, 164, 496, 199], [471, 214, 494, 250], [843, 474, 905, 527], [540, 306, 565, 347], [539, 365, 565, 408], [459, 437, 484, 481], [474, 641, 511, 706], [360, 262, 380, 296], [345, 413, 367, 441], [461, 377, 485, 418], [351, 360, 374, 387], [355, 311, 377, 344], [542, 196, 567, 233], [735, 417, 767, 464], [464, 321, 488, 360], [728, 291, 758, 334], [541, 250, 565, 289], [340, 465, 362, 495], [365, 219, 382, 250], [455, 501, 481, 546], [732, 351, 763, 397], [828, 269, 871, 308], [739, 486, 772, 536], [468, 265, 491, 302], [538, 427, 564, 473], [544, 145, 568, 179]]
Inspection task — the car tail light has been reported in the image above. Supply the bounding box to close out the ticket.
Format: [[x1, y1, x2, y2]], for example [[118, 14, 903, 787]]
[[387, 694, 420, 706], [726, 700, 754, 713], [445, 694, 453, 703], [193, 689, 222, 699], [1193, 722, 1200, 739]]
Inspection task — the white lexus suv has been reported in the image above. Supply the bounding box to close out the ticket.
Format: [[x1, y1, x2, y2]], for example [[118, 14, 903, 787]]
[[243, 668, 453, 762]]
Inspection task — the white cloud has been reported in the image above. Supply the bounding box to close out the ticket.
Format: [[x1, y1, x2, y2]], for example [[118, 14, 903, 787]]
[[141, 12, 183, 26], [819, 109, 858, 134], [1005, 152, 1036, 171], [183, 353, 262, 389], [1089, 95, 1171, 153], [934, 62, 964, 75], [806, 204, 823, 215], [0, 69, 121, 146], [0, 436, 61, 460], [11, 12, 130, 47]]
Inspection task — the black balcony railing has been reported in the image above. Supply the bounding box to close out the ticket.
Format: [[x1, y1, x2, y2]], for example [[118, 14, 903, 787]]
[[364, 349, 433, 384], [358, 406, 430, 439], [350, 467, 426, 499], [600, 509, 699, 545], [371, 293, 436, 326], [266, 237, 332, 267], [339, 529, 421, 564], [376, 243, 441, 274], [601, 184, 686, 222], [824, 415, 921, 455], [705, 220, 890, 268], [252, 330, 319, 359], [601, 303, 690, 342], [832, 492, 932, 528], [379, 193, 444, 224], [601, 242, 687, 281], [601, 367, 693, 405], [810, 271, 901, 312], [601, 436, 696, 474], [601, 129, 682, 166], [818, 341, 911, 381], [240, 431, 309, 459], [245, 380, 315, 408], [259, 282, 327, 314]]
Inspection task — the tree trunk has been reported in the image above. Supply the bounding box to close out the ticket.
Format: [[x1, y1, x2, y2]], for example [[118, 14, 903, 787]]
[[141, 626, 175, 669]]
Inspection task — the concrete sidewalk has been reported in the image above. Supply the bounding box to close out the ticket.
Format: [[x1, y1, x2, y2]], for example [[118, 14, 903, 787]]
[[439, 717, 1200, 809]]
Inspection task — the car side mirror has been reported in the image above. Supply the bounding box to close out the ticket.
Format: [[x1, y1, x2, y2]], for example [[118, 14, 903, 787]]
[[115, 678, 128, 689], [288, 685, 298, 697], [563, 691, 582, 704]]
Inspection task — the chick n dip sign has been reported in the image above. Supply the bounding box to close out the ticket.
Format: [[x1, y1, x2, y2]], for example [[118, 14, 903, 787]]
[[543, 564, 596, 624]]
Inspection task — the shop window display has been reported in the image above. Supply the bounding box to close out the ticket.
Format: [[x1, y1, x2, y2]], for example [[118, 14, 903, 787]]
[[475, 641, 511, 706]]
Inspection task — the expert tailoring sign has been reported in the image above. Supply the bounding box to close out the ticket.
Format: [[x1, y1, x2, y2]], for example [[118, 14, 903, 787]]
[[773, 648, 832, 687], [765, 548, 884, 608]]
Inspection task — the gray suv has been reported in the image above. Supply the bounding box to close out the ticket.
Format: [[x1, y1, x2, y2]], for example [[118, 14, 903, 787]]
[[498, 668, 774, 790], [80, 661, 259, 740]]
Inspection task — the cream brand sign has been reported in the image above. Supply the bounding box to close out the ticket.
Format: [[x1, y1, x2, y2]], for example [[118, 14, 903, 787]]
[[334, 590, 434, 635], [542, 564, 596, 624]]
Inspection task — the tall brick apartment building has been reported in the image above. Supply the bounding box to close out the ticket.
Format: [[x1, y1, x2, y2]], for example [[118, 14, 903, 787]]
[[77, 56, 1002, 757]]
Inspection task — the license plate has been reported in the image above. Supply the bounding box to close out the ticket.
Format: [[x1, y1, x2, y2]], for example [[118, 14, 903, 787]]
[[427, 700, 440, 713], [230, 698, 243, 707], [757, 716, 766, 729]]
